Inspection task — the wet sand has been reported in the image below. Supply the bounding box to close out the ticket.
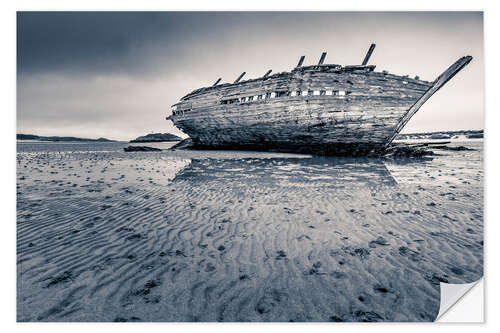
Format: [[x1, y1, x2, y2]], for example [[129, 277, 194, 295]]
[[16, 141, 483, 322]]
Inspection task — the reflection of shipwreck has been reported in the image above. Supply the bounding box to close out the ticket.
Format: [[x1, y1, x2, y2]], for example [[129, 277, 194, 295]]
[[167, 44, 472, 156], [172, 157, 398, 188]]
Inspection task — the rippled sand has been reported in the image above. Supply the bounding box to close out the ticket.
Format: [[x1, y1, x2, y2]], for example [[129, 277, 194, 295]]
[[16, 141, 483, 322]]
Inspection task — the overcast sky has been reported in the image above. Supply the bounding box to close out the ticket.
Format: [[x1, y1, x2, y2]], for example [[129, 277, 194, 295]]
[[17, 11, 483, 141]]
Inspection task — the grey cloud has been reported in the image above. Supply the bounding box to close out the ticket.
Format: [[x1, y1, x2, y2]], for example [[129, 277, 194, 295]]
[[17, 12, 484, 140]]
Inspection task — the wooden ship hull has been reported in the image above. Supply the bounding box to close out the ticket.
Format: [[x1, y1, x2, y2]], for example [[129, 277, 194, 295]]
[[167, 45, 472, 156]]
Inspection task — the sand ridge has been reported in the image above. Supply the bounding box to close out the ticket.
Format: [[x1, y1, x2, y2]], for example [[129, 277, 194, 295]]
[[16, 141, 483, 322]]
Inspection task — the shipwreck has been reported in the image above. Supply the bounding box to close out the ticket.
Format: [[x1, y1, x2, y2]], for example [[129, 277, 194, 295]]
[[167, 44, 472, 156]]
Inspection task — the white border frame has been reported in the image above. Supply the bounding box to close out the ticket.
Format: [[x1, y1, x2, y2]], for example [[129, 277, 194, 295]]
[[4, 1, 496, 332]]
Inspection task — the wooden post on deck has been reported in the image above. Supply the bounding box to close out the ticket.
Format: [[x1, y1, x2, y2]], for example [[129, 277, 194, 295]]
[[234, 72, 246, 84], [212, 78, 222, 86], [296, 56, 305, 68], [318, 52, 327, 65], [263, 69, 272, 78], [362, 44, 376, 65]]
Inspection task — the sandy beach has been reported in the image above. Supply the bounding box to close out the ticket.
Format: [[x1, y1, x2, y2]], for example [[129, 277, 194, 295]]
[[16, 140, 483, 322]]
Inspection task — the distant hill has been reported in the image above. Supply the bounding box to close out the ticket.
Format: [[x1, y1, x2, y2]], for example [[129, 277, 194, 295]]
[[130, 133, 182, 143], [395, 129, 483, 140], [17, 134, 116, 142]]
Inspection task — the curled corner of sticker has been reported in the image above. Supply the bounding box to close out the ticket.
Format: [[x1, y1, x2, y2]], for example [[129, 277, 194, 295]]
[[435, 278, 483, 322]]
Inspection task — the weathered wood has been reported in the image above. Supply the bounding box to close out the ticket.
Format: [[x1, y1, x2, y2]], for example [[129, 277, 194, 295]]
[[212, 78, 222, 86], [172, 87, 413, 148], [263, 69, 272, 78], [170, 52, 471, 156], [234, 72, 246, 84], [362, 44, 376, 66], [296, 56, 305, 68], [384, 55, 473, 146], [318, 52, 327, 65]]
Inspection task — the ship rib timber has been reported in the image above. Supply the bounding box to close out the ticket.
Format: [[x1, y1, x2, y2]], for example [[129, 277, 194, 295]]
[[168, 53, 472, 156]]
